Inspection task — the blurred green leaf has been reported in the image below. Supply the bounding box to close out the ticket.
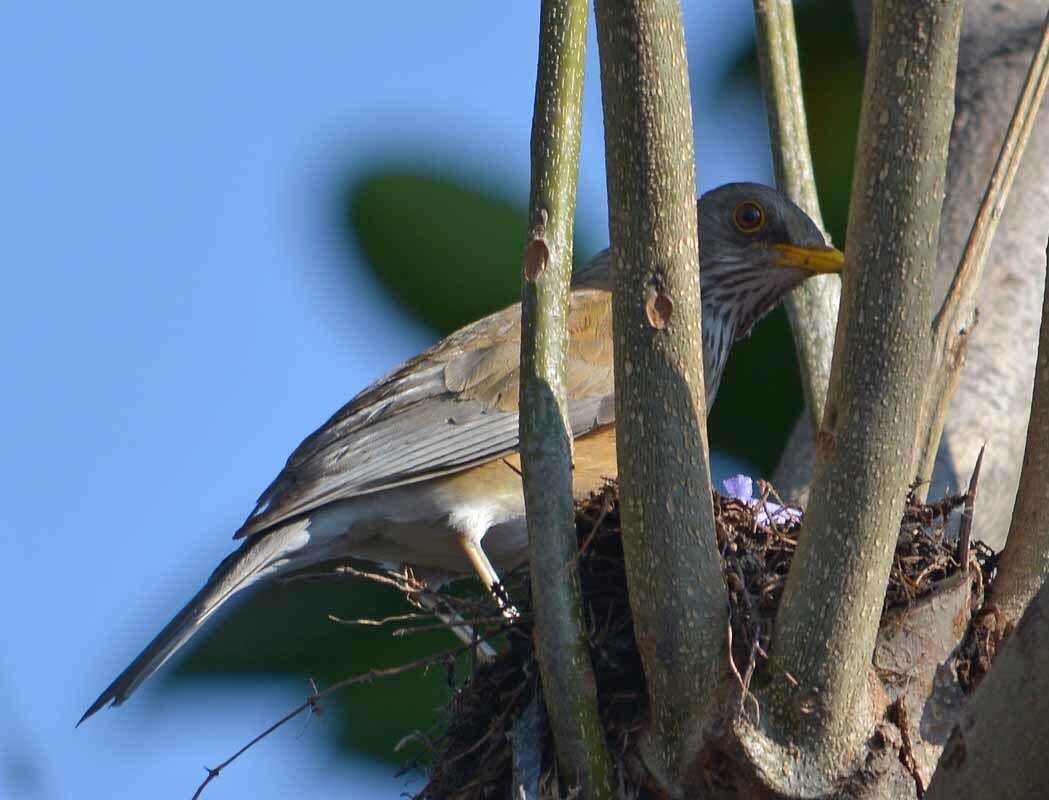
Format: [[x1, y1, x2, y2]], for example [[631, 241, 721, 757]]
[[348, 169, 531, 334], [707, 307, 802, 474]]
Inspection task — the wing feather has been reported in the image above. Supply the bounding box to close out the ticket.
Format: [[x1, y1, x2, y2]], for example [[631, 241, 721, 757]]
[[235, 269, 613, 539]]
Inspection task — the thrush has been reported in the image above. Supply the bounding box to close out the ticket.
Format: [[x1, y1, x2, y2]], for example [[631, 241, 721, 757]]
[[80, 182, 843, 722]]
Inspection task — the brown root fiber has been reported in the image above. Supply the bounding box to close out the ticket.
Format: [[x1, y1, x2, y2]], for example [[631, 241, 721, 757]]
[[416, 482, 993, 799]]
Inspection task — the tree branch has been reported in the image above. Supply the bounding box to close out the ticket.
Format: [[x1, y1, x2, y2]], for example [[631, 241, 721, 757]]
[[594, 0, 727, 788], [915, 8, 1049, 492], [759, 0, 963, 780], [988, 238, 1049, 625], [752, 0, 842, 432], [925, 573, 1049, 799], [519, 1, 615, 796]]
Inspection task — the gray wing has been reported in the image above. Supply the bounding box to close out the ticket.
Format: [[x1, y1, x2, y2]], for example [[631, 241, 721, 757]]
[[234, 278, 614, 539]]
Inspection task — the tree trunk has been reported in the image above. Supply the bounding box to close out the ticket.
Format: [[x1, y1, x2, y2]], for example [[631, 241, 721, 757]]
[[925, 574, 1049, 800], [929, 1, 1049, 550], [749, 2, 962, 792], [594, 0, 728, 790], [988, 241, 1049, 623]]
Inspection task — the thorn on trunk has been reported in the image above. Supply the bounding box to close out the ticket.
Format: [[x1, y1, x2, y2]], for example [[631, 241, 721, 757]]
[[957, 443, 986, 567]]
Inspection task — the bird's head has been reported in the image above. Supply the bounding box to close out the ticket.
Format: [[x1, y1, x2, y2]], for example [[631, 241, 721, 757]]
[[697, 182, 844, 341]]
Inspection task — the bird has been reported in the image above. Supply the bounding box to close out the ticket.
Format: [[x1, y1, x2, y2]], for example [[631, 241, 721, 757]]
[[80, 182, 843, 723]]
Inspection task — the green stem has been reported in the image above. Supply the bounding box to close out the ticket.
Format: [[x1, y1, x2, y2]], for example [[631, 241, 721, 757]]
[[752, 0, 841, 431], [519, 1, 615, 797]]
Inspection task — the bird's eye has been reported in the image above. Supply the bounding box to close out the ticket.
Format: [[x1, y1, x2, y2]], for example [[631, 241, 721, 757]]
[[733, 201, 766, 233]]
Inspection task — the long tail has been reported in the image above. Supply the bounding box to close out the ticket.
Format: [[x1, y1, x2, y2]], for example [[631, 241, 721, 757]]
[[78, 520, 311, 725]]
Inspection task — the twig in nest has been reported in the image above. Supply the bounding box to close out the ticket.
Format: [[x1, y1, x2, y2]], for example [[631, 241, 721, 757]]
[[726, 621, 760, 722], [328, 611, 430, 627], [391, 617, 524, 639], [396, 730, 439, 758], [887, 699, 925, 797], [334, 563, 511, 660], [565, 483, 614, 574]]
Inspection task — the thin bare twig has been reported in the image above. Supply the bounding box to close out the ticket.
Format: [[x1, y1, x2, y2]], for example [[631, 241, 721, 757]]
[[565, 486, 614, 573], [917, 9, 1049, 487], [324, 564, 501, 659], [190, 636, 497, 799]]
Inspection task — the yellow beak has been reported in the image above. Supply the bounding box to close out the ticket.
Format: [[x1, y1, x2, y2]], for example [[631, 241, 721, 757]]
[[771, 243, 845, 274]]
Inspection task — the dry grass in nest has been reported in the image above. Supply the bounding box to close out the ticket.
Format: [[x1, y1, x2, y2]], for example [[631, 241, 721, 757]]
[[415, 481, 991, 800]]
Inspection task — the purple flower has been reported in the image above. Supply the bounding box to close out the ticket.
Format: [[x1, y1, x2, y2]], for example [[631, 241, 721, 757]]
[[722, 474, 754, 502], [721, 474, 802, 526]]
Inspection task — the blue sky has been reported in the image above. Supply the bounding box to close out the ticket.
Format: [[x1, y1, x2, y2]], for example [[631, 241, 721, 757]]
[[1, 3, 771, 798]]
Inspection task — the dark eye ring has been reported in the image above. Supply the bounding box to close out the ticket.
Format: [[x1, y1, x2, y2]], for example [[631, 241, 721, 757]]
[[733, 200, 766, 233]]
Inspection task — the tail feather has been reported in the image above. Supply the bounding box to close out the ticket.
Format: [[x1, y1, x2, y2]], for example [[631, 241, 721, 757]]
[[78, 521, 310, 725]]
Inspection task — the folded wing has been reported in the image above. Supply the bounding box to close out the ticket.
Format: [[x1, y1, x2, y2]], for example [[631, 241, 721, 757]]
[[235, 267, 614, 540]]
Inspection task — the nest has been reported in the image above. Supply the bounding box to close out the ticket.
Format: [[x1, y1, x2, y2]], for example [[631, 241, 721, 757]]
[[415, 481, 991, 800]]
